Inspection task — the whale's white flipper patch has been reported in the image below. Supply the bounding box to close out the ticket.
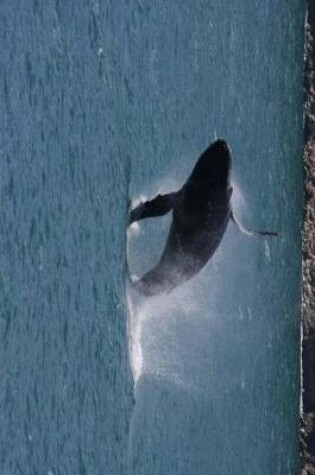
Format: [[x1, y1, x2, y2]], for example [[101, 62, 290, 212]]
[[230, 211, 278, 237], [129, 191, 179, 225]]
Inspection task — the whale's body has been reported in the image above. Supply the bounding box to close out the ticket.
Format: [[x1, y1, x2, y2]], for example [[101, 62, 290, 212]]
[[129, 140, 276, 297]]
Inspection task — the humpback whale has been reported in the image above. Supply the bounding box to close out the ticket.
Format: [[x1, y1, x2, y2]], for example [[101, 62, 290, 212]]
[[129, 139, 277, 297]]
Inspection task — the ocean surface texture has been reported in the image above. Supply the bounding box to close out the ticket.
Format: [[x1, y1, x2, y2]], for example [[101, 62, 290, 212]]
[[1, 1, 304, 474]]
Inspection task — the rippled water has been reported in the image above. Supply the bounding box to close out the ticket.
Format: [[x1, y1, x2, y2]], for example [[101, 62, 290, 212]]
[[1, 1, 304, 474]]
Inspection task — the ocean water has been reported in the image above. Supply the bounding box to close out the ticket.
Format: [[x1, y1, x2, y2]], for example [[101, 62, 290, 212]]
[[1, 1, 305, 474]]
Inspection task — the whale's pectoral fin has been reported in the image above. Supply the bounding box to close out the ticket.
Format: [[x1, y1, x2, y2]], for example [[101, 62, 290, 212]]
[[129, 192, 178, 225], [230, 212, 278, 237]]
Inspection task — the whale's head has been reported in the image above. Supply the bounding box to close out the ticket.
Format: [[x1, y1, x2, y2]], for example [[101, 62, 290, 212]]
[[188, 139, 232, 190]]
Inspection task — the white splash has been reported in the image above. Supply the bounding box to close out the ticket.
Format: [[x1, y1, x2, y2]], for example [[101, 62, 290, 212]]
[[127, 221, 141, 237], [231, 179, 247, 216], [264, 240, 271, 262], [131, 195, 148, 208], [126, 289, 144, 383], [126, 281, 203, 388], [126, 176, 251, 390]]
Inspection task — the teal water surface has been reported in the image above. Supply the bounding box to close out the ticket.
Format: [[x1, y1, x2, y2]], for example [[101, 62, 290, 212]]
[[1, 1, 305, 474]]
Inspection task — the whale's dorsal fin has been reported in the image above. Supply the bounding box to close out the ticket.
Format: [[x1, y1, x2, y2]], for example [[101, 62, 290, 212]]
[[230, 211, 278, 237], [129, 191, 179, 225]]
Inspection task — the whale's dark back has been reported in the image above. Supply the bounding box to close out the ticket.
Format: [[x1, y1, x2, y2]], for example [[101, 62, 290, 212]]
[[187, 139, 231, 192], [135, 140, 233, 296]]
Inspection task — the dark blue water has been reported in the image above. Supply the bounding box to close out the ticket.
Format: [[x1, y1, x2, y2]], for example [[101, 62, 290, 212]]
[[1, 1, 304, 474], [0, 2, 133, 474]]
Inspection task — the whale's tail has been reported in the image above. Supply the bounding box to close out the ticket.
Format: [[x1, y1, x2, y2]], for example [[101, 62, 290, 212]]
[[230, 211, 278, 237]]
